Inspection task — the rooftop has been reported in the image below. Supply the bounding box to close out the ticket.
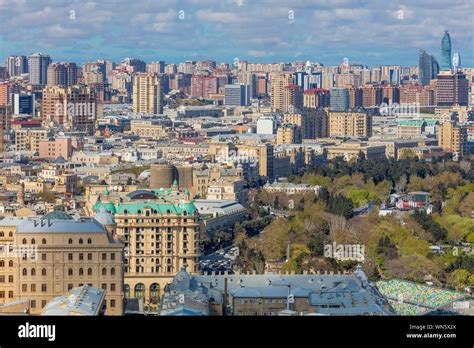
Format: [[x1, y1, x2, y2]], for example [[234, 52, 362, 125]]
[[41, 285, 106, 316]]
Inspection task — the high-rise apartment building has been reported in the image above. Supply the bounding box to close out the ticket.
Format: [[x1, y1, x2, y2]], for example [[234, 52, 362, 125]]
[[123, 58, 146, 73], [347, 86, 363, 109], [270, 73, 293, 111], [283, 84, 303, 113], [400, 85, 435, 106], [147, 61, 165, 74], [47, 62, 78, 87], [329, 111, 372, 138], [132, 73, 164, 114], [28, 53, 52, 85], [303, 88, 330, 109], [360, 85, 383, 107], [284, 110, 328, 139], [5, 56, 28, 77], [438, 120, 468, 156], [42, 85, 100, 133], [276, 124, 302, 145], [237, 72, 257, 98], [190, 75, 218, 99], [435, 71, 469, 106]]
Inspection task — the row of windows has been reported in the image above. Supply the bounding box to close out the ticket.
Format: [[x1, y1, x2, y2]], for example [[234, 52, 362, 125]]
[[0, 275, 14, 282], [124, 283, 160, 300], [0, 291, 14, 299], [121, 210, 189, 216], [20, 238, 46, 245], [20, 238, 104, 245], [0, 232, 13, 237], [21, 283, 48, 292], [21, 268, 47, 276], [66, 267, 116, 276], [20, 267, 116, 277], [67, 253, 116, 261], [0, 260, 14, 267]]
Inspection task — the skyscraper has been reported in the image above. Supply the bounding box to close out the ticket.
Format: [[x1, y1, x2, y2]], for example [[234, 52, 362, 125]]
[[419, 49, 439, 86], [330, 88, 349, 111], [47, 62, 78, 87], [28, 53, 52, 85], [132, 73, 164, 114], [283, 84, 303, 113], [270, 73, 293, 111], [5, 56, 28, 77], [440, 30, 452, 71], [452, 52, 461, 71]]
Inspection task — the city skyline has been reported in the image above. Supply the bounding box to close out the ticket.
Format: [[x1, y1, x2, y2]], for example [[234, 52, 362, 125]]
[[0, 0, 473, 67]]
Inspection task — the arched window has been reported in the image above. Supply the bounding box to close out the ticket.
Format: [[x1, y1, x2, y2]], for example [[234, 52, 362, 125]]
[[87, 268, 92, 276], [31, 268, 36, 276], [0, 260, 4, 267], [124, 284, 130, 298], [150, 283, 160, 304], [110, 268, 115, 276], [42, 268, 47, 276], [9, 260, 13, 267], [166, 209, 171, 214], [134, 283, 144, 299], [22, 268, 27, 276], [183, 211, 187, 216], [0, 232, 3, 237], [79, 268, 84, 276], [137, 210, 142, 215], [9, 232, 12, 237], [124, 210, 128, 214], [22, 238, 27, 244], [31, 238, 35, 245], [68, 238, 73, 245], [42, 238, 46, 245], [68, 268, 73, 276], [79, 238, 83, 244], [102, 268, 107, 276], [87, 238, 92, 244]]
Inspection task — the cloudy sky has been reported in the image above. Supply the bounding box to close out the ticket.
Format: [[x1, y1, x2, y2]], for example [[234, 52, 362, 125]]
[[0, 0, 473, 67]]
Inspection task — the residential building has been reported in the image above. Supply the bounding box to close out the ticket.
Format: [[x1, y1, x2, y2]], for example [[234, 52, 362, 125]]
[[329, 111, 372, 138], [132, 73, 164, 114]]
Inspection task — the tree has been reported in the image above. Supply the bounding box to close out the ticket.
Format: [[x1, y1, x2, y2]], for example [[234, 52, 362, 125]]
[[412, 210, 447, 242], [327, 194, 353, 219], [376, 235, 398, 260], [448, 269, 473, 289], [273, 195, 280, 209]]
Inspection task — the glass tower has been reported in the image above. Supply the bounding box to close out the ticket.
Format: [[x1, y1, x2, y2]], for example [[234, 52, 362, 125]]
[[440, 30, 452, 71]]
